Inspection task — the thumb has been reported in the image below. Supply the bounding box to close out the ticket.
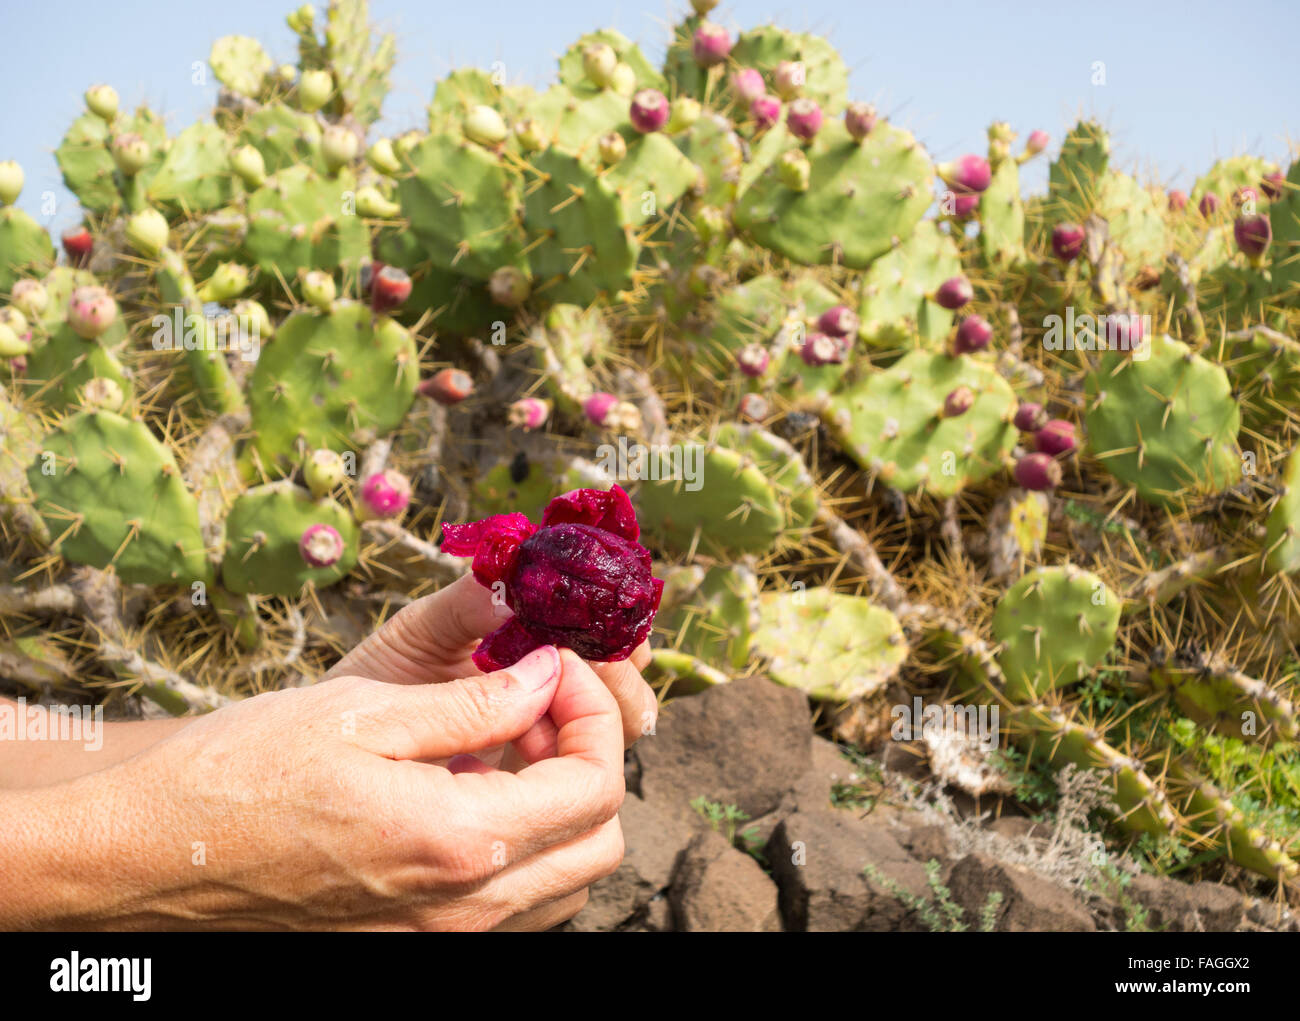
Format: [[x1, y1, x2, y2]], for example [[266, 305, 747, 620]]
[[352, 645, 562, 762]]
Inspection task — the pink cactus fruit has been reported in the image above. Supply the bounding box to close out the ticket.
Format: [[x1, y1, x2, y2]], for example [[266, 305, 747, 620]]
[[629, 89, 670, 133], [750, 94, 782, 130], [67, 285, 118, 339], [1014, 452, 1062, 491], [731, 68, 766, 104], [360, 469, 412, 520], [440, 485, 664, 670], [1013, 402, 1048, 433], [1034, 419, 1077, 456], [817, 304, 859, 338], [1051, 223, 1085, 262], [953, 315, 992, 355], [299, 523, 345, 568], [786, 98, 823, 141], [934, 276, 974, 310], [507, 397, 550, 431], [692, 21, 732, 66]]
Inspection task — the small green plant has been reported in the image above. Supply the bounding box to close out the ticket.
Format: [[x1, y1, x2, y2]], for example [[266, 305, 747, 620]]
[[863, 858, 1002, 932], [690, 796, 766, 866]]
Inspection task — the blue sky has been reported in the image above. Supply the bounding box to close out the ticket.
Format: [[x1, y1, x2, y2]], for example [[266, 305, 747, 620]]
[[3, 0, 1298, 232]]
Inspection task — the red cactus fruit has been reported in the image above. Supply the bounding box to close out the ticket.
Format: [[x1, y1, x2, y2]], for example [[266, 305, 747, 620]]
[[738, 392, 769, 422], [629, 89, 670, 133], [62, 226, 93, 267], [1234, 213, 1272, 259], [1260, 171, 1285, 201], [943, 386, 974, 418], [737, 343, 770, 377], [419, 368, 474, 404], [1013, 402, 1047, 433], [1014, 452, 1061, 491], [1198, 192, 1220, 217], [1167, 189, 1188, 211], [817, 304, 859, 338], [750, 94, 782, 130], [799, 332, 843, 366], [440, 485, 664, 670], [1051, 222, 1085, 262], [953, 315, 992, 355], [1034, 419, 1076, 456], [935, 275, 974, 310], [370, 265, 411, 313]]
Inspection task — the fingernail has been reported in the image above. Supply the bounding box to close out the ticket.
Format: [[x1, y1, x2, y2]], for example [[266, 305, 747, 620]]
[[513, 645, 561, 690], [447, 754, 482, 774]]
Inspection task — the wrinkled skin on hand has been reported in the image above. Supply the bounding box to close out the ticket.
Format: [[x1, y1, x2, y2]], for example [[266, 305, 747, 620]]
[[441, 486, 664, 671]]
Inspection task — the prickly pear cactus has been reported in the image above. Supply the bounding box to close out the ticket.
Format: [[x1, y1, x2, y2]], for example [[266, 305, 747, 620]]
[[1, 0, 1298, 899]]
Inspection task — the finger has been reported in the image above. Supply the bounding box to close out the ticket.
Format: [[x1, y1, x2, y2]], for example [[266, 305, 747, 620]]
[[480, 817, 622, 927], [434, 651, 626, 868], [591, 652, 658, 747], [490, 890, 589, 932], [447, 754, 493, 775], [349, 645, 561, 760], [324, 573, 507, 684], [630, 640, 651, 671], [509, 711, 560, 765]]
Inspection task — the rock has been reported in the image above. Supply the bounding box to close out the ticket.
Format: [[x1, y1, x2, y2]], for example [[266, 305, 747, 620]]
[[1125, 874, 1243, 932], [946, 853, 1097, 931], [767, 809, 931, 931], [670, 830, 782, 931], [896, 823, 951, 864], [631, 675, 813, 823], [790, 735, 854, 809], [570, 791, 694, 931]]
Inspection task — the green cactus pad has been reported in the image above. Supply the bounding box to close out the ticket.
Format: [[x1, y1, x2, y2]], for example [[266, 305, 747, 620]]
[[676, 113, 744, 208], [23, 319, 131, 413], [1084, 334, 1241, 507], [26, 409, 211, 587], [655, 563, 759, 671], [220, 483, 358, 596], [822, 350, 1018, 496], [1264, 444, 1300, 574], [1190, 155, 1279, 208], [397, 131, 529, 281], [734, 120, 933, 270], [979, 158, 1026, 267], [592, 131, 698, 227], [237, 104, 325, 175], [634, 437, 788, 557], [246, 301, 418, 474], [645, 648, 731, 695], [242, 164, 370, 276], [992, 565, 1121, 701], [325, 0, 396, 126], [729, 25, 849, 116], [856, 220, 962, 349], [1267, 158, 1300, 305], [209, 35, 272, 97], [54, 109, 167, 213], [522, 147, 636, 303], [530, 302, 609, 415], [1149, 664, 1298, 745], [752, 588, 907, 701], [1048, 120, 1110, 219], [1010, 703, 1177, 836], [0, 207, 54, 294], [557, 29, 667, 98], [147, 122, 239, 214]]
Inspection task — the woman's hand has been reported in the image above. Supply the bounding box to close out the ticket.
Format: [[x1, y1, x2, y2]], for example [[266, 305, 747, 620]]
[[327, 573, 658, 750], [0, 646, 626, 930]]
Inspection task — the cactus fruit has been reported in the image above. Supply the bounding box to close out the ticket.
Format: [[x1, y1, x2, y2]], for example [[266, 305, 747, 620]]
[[67, 285, 118, 340], [0, 161, 23, 206], [934, 275, 974, 310], [297, 69, 333, 112], [1013, 402, 1047, 433], [843, 102, 876, 141], [1051, 222, 1085, 262], [420, 368, 475, 405], [953, 314, 993, 354], [125, 208, 169, 256], [939, 153, 992, 194], [358, 469, 411, 520], [629, 89, 669, 133], [1034, 419, 1076, 456], [751, 94, 781, 129], [303, 448, 346, 497], [692, 22, 732, 66], [84, 84, 119, 122], [732, 68, 766, 103], [507, 397, 549, 431], [785, 97, 823, 140], [1013, 452, 1061, 491], [369, 265, 411, 312], [62, 226, 93, 267], [441, 485, 663, 670]]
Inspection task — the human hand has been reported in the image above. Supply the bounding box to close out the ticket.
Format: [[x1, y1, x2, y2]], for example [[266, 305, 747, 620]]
[[327, 572, 657, 753], [0, 645, 625, 931]]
